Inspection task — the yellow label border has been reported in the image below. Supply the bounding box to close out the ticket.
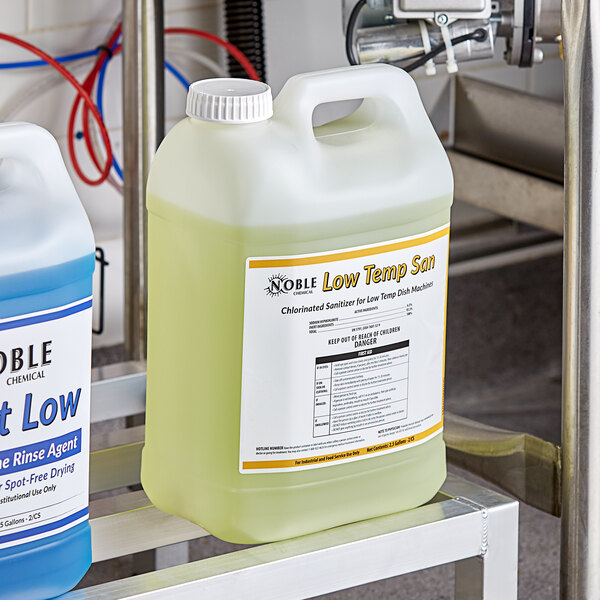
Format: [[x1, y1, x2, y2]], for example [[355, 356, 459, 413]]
[[248, 226, 450, 269], [242, 421, 443, 470]]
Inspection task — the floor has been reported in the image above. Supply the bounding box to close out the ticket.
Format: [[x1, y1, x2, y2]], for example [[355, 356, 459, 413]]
[[84, 215, 564, 598]]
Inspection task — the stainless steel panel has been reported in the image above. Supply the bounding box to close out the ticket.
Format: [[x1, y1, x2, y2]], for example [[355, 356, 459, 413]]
[[448, 239, 563, 277], [449, 150, 564, 233], [454, 77, 564, 183]]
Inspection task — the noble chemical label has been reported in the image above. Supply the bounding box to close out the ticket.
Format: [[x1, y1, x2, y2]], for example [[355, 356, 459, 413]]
[[240, 225, 449, 473], [0, 298, 92, 549]]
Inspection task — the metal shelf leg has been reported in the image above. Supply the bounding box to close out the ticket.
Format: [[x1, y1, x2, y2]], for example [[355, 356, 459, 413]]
[[561, 0, 600, 597], [454, 496, 519, 599], [122, 0, 164, 361]]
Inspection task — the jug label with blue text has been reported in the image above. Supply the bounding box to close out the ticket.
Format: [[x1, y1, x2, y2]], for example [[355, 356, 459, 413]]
[[0, 298, 92, 548], [240, 225, 449, 473]]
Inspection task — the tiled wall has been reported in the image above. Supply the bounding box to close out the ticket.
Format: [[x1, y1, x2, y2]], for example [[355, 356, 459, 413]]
[[0, 0, 564, 347]]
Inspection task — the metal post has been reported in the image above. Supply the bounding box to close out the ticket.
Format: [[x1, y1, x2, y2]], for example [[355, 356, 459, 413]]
[[454, 499, 519, 600], [560, 0, 600, 597], [122, 0, 165, 361]]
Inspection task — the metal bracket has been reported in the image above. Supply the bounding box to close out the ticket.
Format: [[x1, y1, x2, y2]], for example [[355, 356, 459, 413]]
[[93, 247, 109, 335]]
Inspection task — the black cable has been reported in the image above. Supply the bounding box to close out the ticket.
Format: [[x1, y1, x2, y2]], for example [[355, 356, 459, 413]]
[[345, 0, 367, 66], [96, 44, 113, 59], [403, 28, 488, 72]]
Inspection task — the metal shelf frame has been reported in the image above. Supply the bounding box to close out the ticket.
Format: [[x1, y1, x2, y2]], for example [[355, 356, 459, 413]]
[[76, 482, 517, 599], [66, 364, 519, 599]]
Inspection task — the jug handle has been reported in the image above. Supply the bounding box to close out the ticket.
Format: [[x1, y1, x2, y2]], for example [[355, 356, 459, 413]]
[[272, 64, 433, 141], [0, 122, 79, 206]]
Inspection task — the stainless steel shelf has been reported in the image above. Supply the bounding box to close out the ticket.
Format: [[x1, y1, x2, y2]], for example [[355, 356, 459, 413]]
[[449, 150, 564, 236], [73, 365, 518, 599]]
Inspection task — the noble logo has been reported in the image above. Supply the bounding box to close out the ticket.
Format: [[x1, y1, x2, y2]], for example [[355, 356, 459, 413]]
[[265, 274, 318, 297], [0, 341, 52, 375], [265, 274, 289, 297]]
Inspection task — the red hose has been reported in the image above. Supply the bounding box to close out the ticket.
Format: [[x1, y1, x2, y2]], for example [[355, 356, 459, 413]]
[[76, 27, 259, 183], [78, 44, 122, 175], [0, 25, 260, 187], [68, 25, 122, 184], [165, 28, 261, 81], [0, 32, 114, 186]]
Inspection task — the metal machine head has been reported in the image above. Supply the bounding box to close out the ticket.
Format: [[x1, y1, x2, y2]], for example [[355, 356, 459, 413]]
[[344, 0, 560, 73]]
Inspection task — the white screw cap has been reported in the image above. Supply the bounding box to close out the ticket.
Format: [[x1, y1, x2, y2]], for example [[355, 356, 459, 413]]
[[186, 78, 273, 124]]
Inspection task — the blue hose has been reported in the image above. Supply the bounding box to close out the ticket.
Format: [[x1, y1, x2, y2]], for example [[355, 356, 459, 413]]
[[0, 41, 191, 182], [95, 49, 123, 180], [165, 61, 190, 90], [96, 51, 190, 180], [0, 48, 100, 69]]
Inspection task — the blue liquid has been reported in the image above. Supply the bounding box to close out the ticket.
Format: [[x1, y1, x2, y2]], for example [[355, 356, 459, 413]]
[[0, 254, 94, 600]]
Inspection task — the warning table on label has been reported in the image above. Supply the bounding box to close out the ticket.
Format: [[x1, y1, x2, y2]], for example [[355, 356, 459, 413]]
[[313, 341, 409, 437]]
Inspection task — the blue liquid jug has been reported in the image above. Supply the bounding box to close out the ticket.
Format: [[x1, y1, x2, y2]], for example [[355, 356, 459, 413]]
[[0, 123, 94, 599]]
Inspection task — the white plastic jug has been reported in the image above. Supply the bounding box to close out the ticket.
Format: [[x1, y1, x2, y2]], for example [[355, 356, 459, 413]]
[[143, 64, 453, 543]]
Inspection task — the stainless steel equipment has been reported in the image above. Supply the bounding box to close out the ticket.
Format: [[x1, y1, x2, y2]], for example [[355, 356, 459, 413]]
[[356, 19, 496, 66], [345, 0, 561, 70]]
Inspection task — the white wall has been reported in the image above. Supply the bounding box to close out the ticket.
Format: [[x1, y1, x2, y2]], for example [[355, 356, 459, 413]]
[[0, 0, 222, 347], [0, 0, 564, 348]]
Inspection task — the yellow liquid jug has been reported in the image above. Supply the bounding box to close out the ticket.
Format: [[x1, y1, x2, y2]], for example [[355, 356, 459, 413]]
[[142, 64, 453, 543]]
